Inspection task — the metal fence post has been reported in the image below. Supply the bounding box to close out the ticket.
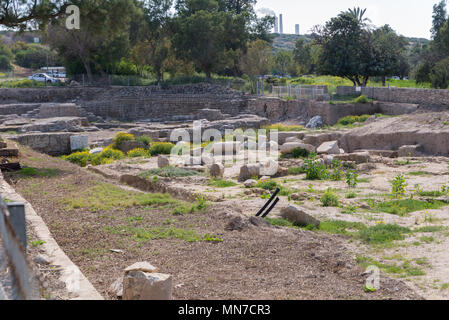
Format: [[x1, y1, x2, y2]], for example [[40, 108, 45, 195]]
[[6, 203, 26, 251]]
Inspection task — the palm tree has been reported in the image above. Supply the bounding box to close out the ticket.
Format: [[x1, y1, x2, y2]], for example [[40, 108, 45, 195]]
[[344, 7, 372, 25]]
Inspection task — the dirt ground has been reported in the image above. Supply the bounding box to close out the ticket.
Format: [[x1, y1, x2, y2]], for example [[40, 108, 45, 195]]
[[2, 145, 421, 300], [84, 148, 449, 299]]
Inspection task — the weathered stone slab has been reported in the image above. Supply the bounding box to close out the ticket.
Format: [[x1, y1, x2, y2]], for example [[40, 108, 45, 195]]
[[317, 141, 340, 155], [280, 205, 320, 227], [70, 135, 89, 151]]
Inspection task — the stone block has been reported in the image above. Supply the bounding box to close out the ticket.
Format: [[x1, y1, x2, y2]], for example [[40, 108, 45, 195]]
[[70, 135, 89, 151]]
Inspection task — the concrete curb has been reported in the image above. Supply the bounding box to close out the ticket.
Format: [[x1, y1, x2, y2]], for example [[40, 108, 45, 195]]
[[0, 173, 103, 300]]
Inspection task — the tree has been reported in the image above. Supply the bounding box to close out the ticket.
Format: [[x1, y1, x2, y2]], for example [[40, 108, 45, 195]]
[[173, 0, 273, 78], [371, 25, 409, 85], [239, 39, 273, 79], [431, 0, 447, 44], [0, 55, 12, 71], [430, 57, 449, 88], [0, 0, 69, 29], [313, 12, 373, 86], [293, 38, 312, 74], [46, 0, 140, 82], [344, 7, 371, 25], [273, 50, 295, 76], [172, 8, 228, 79]]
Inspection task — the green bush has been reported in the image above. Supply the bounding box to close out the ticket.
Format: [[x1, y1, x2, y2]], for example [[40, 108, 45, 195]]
[[127, 148, 148, 158], [392, 174, 407, 198], [304, 158, 329, 180], [291, 147, 309, 158], [148, 142, 175, 156], [321, 188, 339, 207], [337, 114, 371, 126], [100, 148, 125, 160], [255, 180, 279, 191], [135, 135, 152, 147], [0, 54, 12, 71], [62, 151, 90, 167], [353, 95, 370, 103], [112, 132, 135, 149], [0, 79, 48, 88]]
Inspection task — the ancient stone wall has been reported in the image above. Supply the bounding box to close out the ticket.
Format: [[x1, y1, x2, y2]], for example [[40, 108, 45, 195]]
[[337, 86, 449, 107], [0, 84, 248, 121], [11, 132, 74, 155], [82, 96, 246, 121], [246, 98, 417, 125]]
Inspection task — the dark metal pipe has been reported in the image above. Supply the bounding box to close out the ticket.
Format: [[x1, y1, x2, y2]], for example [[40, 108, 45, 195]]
[[261, 197, 280, 218], [255, 187, 280, 217]]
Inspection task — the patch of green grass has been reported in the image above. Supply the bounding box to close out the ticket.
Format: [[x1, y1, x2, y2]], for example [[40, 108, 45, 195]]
[[318, 220, 366, 236], [359, 224, 411, 244], [417, 190, 444, 197], [414, 226, 445, 233], [139, 166, 202, 178], [208, 179, 237, 188], [408, 171, 431, 176], [341, 205, 358, 214], [61, 182, 179, 212], [441, 283, 449, 290], [356, 255, 426, 277], [31, 240, 46, 247], [172, 195, 209, 215], [262, 123, 304, 132], [265, 217, 298, 228], [419, 236, 435, 244], [18, 167, 60, 178], [346, 192, 358, 199], [255, 180, 279, 191], [358, 178, 371, 183], [105, 225, 221, 243], [288, 167, 305, 175], [372, 199, 447, 216]]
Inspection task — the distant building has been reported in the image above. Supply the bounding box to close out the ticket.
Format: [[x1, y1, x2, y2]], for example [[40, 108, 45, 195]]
[[279, 14, 283, 34], [274, 16, 279, 33], [295, 24, 300, 35]]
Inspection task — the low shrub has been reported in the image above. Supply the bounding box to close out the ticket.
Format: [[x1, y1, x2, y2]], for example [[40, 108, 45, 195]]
[[135, 135, 152, 147], [62, 151, 90, 167], [304, 158, 329, 180], [112, 132, 135, 149], [148, 142, 175, 156], [291, 147, 309, 158], [127, 148, 148, 158], [353, 95, 370, 103], [321, 188, 339, 207], [100, 148, 125, 160], [255, 180, 279, 191], [337, 114, 371, 126]]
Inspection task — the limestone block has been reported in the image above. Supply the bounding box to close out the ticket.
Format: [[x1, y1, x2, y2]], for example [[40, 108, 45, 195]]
[[317, 141, 340, 155], [70, 135, 89, 151]]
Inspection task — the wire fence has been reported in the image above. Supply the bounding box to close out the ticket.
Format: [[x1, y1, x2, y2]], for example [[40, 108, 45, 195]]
[[0, 197, 40, 300], [270, 85, 327, 100]]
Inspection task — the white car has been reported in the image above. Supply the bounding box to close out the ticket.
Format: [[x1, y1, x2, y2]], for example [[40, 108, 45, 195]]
[[28, 73, 60, 83]]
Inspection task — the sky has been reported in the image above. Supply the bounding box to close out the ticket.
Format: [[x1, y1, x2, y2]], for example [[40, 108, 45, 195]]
[[255, 0, 438, 39]]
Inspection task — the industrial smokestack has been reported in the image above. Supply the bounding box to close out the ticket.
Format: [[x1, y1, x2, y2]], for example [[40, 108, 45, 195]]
[[279, 14, 283, 34]]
